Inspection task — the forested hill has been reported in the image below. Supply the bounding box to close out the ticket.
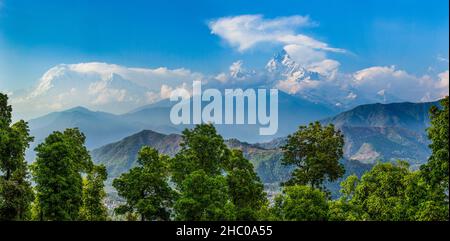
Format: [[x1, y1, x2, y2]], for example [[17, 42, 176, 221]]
[[92, 100, 441, 195]]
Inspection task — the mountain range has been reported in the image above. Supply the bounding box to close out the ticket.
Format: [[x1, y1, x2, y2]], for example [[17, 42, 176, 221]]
[[21, 54, 441, 195], [86, 100, 440, 196], [27, 89, 336, 158]]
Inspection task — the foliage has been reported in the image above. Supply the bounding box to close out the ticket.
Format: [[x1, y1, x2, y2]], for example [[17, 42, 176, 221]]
[[170, 124, 235, 220], [421, 96, 449, 191], [224, 150, 267, 220], [113, 146, 175, 221], [169, 124, 269, 221], [335, 161, 449, 221], [281, 122, 345, 191], [170, 124, 230, 186], [80, 164, 109, 221], [0, 93, 34, 220], [31, 128, 93, 221], [272, 185, 329, 221], [168, 125, 224, 220], [174, 170, 235, 221]]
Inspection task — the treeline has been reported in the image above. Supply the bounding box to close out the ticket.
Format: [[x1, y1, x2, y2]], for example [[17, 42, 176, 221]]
[[1, 93, 107, 221], [0, 92, 448, 221]]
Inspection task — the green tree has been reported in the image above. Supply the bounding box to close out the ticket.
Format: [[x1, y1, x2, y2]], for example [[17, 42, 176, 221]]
[[281, 122, 345, 190], [337, 161, 449, 221], [170, 124, 237, 220], [347, 161, 411, 221], [32, 128, 92, 221], [225, 150, 267, 221], [328, 199, 361, 221], [272, 185, 329, 221], [0, 93, 34, 220], [170, 124, 230, 186], [174, 170, 235, 221], [113, 146, 174, 221], [421, 97, 449, 191], [403, 171, 448, 221], [80, 164, 108, 221], [328, 175, 362, 221]]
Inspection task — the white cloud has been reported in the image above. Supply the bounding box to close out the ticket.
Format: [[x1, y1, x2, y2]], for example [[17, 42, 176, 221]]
[[283, 44, 326, 67], [278, 34, 345, 53], [214, 73, 228, 83], [160, 84, 173, 99], [210, 60, 259, 86], [352, 66, 448, 102], [229, 60, 253, 80], [436, 70, 449, 96], [160, 82, 192, 99], [209, 14, 344, 53], [353, 66, 409, 83], [88, 81, 127, 105], [277, 78, 320, 94], [304, 59, 340, 79]]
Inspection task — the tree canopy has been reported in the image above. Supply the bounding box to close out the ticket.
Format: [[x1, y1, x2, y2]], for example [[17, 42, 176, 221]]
[[113, 146, 175, 221], [0, 93, 34, 220], [281, 122, 345, 191], [32, 128, 95, 221]]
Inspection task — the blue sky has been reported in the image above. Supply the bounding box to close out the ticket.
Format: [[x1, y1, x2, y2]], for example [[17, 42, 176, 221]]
[[0, 0, 448, 91]]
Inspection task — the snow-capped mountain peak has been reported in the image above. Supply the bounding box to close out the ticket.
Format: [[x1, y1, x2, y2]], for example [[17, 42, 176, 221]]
[[266, 50, 322, 83], [266, 49, 297, 73]]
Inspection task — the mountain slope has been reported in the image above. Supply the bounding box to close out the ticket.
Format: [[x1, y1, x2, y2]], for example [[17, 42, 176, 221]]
[[91, 130, 182, 179], [320, 100, 439, 167], [91, 130, 285, 184], [322, 101, 436, 132]]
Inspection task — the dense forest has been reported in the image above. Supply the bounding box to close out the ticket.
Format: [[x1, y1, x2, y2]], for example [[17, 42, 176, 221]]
[[0, 92, 448, 221]]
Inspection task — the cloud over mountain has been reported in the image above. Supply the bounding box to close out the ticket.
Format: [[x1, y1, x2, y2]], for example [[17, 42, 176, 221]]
[[11, 63, 202, 119], [208, 14, 346, 85], [11, 51, 448, 121], [207, 14, 448, 107]]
